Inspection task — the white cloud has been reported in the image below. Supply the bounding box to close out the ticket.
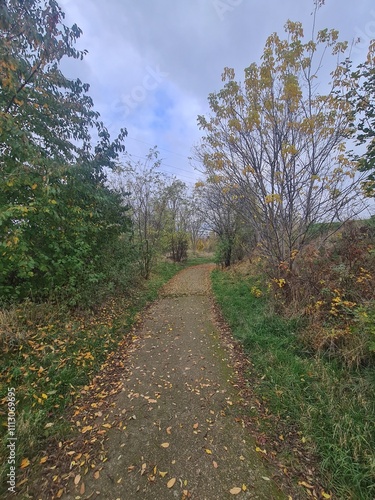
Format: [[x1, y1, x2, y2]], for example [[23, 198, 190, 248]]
[[58, 0, 375, 184]]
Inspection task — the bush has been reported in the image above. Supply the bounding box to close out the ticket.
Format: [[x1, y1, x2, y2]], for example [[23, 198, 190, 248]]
[[270, 221, 375, 367]]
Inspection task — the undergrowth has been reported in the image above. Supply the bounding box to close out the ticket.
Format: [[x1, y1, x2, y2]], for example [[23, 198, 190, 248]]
[[211, 268, 375, 499]]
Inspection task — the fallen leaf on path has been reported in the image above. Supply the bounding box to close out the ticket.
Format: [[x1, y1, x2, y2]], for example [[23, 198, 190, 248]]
[[255, 447, 267, 454], [81, 425, 93, 433], [205, 449, 212, 454], [166, 426, 172, 434], [159, 471, 168, 478], [321, 492, 331, 499], [80, 482, 85, 495], [229, 487, 242, 495], [39, 456, 48, 464], [167, 478, 176, 488], [193, 423, 199, 429], [74, 474, 81, 485], [94, 471, 100, 479], [213, 460, 218, 468], [242, 484, 247, 491], [298, 481, 314, 490], [161, 442, 170, 448]]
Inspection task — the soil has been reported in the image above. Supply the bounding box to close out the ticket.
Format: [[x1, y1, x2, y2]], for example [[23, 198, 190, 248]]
[[59, 264, 289, 499]]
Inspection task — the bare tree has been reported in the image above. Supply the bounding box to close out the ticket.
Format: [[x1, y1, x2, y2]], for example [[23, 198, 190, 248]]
[[120, 148, 168, 278]]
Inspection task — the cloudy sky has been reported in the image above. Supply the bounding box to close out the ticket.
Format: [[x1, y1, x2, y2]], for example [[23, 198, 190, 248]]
[[58, 0, 375, 187]]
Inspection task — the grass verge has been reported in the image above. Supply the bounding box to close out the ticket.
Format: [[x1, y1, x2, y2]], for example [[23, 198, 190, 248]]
[[211, 268, 375, 500], [0, 260, 185, 495]]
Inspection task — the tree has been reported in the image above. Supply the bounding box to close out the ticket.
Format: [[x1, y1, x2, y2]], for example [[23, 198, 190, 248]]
[[163, 180, 190, 262], [197, 12, 364, 275], [0, 0, 130, 302], [194, 178, 251, 267], [185, 197, 205, 255], [346, 40, 375, 195], [120, 148, 168, 279]]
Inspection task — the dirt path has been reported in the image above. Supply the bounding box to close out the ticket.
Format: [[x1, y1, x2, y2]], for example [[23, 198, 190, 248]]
[[62, 265, 287, 500]]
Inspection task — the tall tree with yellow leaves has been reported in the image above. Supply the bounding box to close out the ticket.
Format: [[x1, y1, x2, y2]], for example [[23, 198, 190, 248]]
[[197, 8, 364, 275]]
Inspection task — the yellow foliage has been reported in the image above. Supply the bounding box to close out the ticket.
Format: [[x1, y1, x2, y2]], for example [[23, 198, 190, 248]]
[[273, 278, 286, 288], [265, 193, 281, 204]]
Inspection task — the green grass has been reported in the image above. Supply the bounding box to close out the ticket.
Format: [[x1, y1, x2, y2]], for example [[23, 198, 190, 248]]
[[185, 253, 215, 266], [211, 269, 375, 500], [0, 260, 186, 493]]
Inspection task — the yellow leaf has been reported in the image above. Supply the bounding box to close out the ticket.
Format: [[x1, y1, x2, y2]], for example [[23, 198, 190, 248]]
[[41, 393, 48, 399], [31, 183, 38, 190], [255, 447, 267, 454], [265, 193, 281, 204], [20, 458, 30, 469], [74, 474, 81, 485], [81, 425, 93, 433], [242, 484, 247, 491], [39, 456, 48, 464], [161, 442, 169, 448], [229, 487, 242, 495], [159, 471, 168, 478], [298, 481, 314, 489], [166, 426, 172, 434], [167, 478, 176, 488], [205, 449, 212, 454], [102, 423, 111, 428], [94, 471, 100, 479], [322, 492, 331, 499], [56, 489, 64, 498]]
